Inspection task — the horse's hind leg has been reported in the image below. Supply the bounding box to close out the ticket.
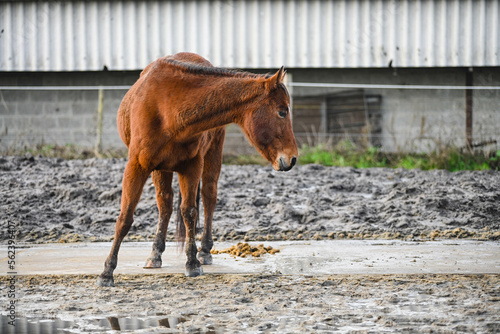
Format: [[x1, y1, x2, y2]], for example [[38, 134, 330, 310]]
[[198, 134, 224, 265], [144, 170, 174, 268], [97, 160, 149, 287]]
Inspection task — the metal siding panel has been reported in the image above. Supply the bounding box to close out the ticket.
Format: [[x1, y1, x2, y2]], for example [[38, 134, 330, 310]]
[[385, 0, 397, 67], [310, 0, 320, 67], [148, 1, 160, 61], [370, 0, 383, 68], [102, 2, 113, 69], [11, 3, 22, 71], [335, 0, 347, 68], [273, 0, 285, 68], [238, 0, 247, 66], [396, 0, 408, 67], [110, 1, 122, 69], [363, 0, 374, 67], [487, 0, 499, 65], [461, 0, 473, 66], [222, 0, 234, 67], [475, 0, 486, 66], [248, 0, 259, 68], [449, 0, 460, 66], [137, 1, 148, 69], [322, 0, 333, 68], [285, 0, 297, 67], [0, 4, 10, 71], [1, 0, 499, 71], [160, 1, 172, 59], [88, 1, 98, 71], [435, 0, 445, 67]]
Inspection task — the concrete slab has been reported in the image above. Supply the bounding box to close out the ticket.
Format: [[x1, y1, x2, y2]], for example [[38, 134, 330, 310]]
[[1, 240, 499, 276]]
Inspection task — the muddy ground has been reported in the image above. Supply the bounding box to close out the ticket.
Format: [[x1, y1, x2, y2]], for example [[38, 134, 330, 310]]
[[1, 155, 499, 244], [1, 155, 500, 333], [2, 274, 499, 333]]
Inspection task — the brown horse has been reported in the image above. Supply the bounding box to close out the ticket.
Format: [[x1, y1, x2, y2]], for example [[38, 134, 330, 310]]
[[97, 52, 297, 286]]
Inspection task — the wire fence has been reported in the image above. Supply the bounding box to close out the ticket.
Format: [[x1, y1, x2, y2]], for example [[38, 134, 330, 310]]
[[2, 82, 500, 90], [1, 82, 499, 154]]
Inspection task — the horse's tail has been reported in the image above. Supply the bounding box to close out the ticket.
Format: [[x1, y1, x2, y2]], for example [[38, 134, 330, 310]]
[[175, 181, 201, 249]]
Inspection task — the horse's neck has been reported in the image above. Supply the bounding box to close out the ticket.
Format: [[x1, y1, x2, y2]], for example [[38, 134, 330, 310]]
[[175, 76, 263, 136]]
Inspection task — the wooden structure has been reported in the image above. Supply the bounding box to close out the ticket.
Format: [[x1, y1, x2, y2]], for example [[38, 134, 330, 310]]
[[293, 90, 382, 148]]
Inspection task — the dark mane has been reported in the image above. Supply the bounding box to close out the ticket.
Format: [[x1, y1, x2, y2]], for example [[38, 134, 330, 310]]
[[162, 58, 271, 79]]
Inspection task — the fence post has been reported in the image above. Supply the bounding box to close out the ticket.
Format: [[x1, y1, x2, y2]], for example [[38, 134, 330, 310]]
[[465, 68, 473, 150], [95, 87, 104, 157]]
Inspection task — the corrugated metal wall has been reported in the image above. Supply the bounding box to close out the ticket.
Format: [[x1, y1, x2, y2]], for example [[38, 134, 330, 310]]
[[1, 0, 499, 72]]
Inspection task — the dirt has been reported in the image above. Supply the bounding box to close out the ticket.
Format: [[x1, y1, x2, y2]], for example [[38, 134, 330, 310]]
[[1, 155, 500, 332], [2, 274, 499, 333], [1, 155, 499, 244]]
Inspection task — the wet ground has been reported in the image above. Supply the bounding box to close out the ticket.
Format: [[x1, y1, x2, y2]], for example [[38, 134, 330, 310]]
[[2, 240, 499, 276], [1, 155, 500, 332], [1, 274, 499, 333], [1, 155, 499, 244]]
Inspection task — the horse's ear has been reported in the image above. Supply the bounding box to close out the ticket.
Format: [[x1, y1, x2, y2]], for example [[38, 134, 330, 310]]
[[267, 66, 287, 90], [277, 66, 286, 83]]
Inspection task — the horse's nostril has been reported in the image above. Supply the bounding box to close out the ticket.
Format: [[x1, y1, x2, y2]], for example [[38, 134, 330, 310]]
[[278, 156, 296, 171]]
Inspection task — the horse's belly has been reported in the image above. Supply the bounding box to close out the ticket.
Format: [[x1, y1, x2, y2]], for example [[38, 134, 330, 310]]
[[153, 139, 205, 172]]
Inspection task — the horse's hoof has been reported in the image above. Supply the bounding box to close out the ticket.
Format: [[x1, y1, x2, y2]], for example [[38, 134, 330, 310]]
[[144, 258, 162, 269], [96, 275, 115, 287], [197, 251, 213, 265], [185, 264, 204, 277]]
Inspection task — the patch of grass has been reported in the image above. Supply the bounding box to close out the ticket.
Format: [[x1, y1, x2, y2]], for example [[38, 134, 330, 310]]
[[299, 142, 499, 171], [299, 143, 387, 169]]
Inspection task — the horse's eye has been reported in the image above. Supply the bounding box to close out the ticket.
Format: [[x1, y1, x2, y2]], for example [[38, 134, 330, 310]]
[[278, 109, 288, 118]]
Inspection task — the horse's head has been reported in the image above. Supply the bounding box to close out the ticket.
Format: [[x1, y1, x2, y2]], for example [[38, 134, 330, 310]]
[[240, 67, 298, 172]]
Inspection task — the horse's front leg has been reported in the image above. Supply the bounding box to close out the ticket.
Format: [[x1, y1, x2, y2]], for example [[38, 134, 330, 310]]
[[197, 179, 216, 265], [178, 163, 204, 277], [144, 170, 174, 268], [97, 159, 150, 287], [198, 140, 223, 265]]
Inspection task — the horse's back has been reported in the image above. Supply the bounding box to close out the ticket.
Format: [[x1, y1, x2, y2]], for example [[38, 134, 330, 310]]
[[170, 52, 213, 67]]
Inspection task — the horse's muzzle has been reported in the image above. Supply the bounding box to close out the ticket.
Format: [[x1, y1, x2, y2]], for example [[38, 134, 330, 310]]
[[278, 156, 297, 172]]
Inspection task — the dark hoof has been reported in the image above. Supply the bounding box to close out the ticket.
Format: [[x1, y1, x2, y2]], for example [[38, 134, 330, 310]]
[[144, 257, 162, 269], [185, 263, 204, 277], [197, 251, 213, 265], [96, 275, 115, 287]]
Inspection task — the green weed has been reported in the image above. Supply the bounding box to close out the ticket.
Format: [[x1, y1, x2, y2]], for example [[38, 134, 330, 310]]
[[298, 142, 498, 171], [2, 142, 498, 172]]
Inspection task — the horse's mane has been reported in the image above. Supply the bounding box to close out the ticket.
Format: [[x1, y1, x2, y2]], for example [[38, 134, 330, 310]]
[[161, 58, 271, 80]]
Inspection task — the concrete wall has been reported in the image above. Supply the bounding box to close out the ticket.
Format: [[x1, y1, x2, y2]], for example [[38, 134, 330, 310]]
[[290, 67, 500, 152], [0, 71, 138, 151], [1, 67, 499, 154]]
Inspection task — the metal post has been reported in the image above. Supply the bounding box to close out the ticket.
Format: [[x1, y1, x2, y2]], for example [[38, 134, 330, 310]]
[[465, 68, 473, 149], [95, 87, 104, 156]]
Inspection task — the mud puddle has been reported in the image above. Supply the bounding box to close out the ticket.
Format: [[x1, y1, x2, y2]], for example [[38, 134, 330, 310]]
[[0, 314, 208, 333], [2, 274, 499, 333], [4, 240, 498, 276]]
